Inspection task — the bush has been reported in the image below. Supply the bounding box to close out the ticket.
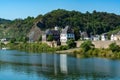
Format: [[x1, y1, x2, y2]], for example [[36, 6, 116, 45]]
[[58, 45, 69, 50], [38, 35, 42, 41], [73, 48, 85, 54], [7, 42, 56, 53], [66, 39, 76, 49], [47, 35, 53, 41], [80, 40, 94, 52], [109, 43, 120, 53]]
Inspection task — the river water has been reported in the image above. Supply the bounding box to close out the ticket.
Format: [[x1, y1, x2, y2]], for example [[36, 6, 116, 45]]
[[0, 50, 120, 80]]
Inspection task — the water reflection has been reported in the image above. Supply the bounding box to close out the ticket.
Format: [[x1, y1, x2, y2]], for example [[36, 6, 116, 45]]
[[60, 54, 68, 74], [0, 50, 120, 79], [54, 54, 58, 75]]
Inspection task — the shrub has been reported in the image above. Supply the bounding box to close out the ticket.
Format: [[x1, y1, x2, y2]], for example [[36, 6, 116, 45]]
[[80, 40, 94, 52], [47, 35, 53, 41], [58, 45, 69, 50], [109, 43, 120, 53], [66, 39, 76, 49]]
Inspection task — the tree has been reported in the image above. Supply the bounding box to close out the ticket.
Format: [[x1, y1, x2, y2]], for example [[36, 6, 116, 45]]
[[109, 43, 120, 52], [47, 35, 53, 41], [10, 38, 16, 43], [22, 37, 29, 43], [0, 42, 5, 49], [80, 40, 94, 52], [38, 35, 42, 41], [74, 27, 80, 41], [66, 39, 76, 49]]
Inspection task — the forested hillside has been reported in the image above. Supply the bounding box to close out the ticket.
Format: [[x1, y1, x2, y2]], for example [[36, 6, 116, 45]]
[[0, 9, 120, 39], [40, 9, 120, 35], [0, 18, 11, 24]]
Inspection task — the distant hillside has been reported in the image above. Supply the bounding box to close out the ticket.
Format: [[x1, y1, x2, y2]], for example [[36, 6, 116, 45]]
[[0, 18, 11, 24], [0, 9, 120, 40]]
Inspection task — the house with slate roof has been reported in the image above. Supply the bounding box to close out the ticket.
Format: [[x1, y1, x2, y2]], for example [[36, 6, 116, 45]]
[[60, 26, 75, 42], [111, 31, 120, 41], [42, 26, 60, 42]]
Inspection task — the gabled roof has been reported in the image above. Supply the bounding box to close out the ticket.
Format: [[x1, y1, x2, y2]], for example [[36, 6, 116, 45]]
[[80, 32, 88, 37], [45, 29, 60, 35], [61, 26, 74, 34]]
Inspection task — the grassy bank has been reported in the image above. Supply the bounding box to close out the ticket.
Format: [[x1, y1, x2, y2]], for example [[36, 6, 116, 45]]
[[73, 48, 120, 59], [6, 42, 56, 53], [1, 40, 120, 59], [73, 41, 120, 59]]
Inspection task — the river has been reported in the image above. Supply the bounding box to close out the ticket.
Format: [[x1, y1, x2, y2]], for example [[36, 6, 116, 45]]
[[0, 50, 120, 80]]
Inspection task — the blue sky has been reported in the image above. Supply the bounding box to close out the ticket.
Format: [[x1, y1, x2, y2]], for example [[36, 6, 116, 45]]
[[0, 0, 120, 20]]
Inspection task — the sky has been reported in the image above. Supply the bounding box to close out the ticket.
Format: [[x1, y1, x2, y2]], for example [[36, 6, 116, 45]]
[[0, 0, 120, 20]]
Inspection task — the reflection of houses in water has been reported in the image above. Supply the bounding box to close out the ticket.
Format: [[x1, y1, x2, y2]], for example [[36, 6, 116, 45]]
[[41, 53, 68, 75], [54, 54, 58, 75], [41, 53, 47, 71], [41, 53, 55, 72], [60, 54, 68, 74]]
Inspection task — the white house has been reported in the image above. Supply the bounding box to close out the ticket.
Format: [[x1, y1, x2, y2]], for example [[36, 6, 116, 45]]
[[111, 34, 120, 41], [60, 26, 75, 43], [1, 38, 7, 42], [91, 35, 100, 41], [101, 33, 108, 41], [101, 35, 105, 41], [80, 31, 90, 40]]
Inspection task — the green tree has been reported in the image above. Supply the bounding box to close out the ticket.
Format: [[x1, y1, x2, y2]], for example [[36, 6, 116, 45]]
[[10, 38, 16, 43], [109, 43, 120, 52], [80, 40, 94, 52], [0, 42, 5, 49], [74, 27, 80, 41], [47, 35, 53, 41], [38, 35, 42, 41], [22, 37, 29, 43], [66, 39, 76, 49]]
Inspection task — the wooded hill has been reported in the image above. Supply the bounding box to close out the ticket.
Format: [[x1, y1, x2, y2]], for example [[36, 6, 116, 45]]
[[0, 9, 120, 40]]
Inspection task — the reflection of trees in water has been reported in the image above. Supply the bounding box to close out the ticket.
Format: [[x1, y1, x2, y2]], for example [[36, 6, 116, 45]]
[[0, 52, 120, 79]]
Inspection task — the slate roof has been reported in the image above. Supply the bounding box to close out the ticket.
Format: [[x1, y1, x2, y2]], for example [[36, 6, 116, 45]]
[[61, 26, 74, 34], [45, 29, 60, 35]]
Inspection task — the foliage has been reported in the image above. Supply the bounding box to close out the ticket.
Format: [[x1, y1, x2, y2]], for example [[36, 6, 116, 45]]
[[41, 9, 120, 36], [10, 38, 16, 43], [47, 35, 54, 41], [0, 18, 11, 24], [0, 17, 34, 39], [73, 48, 116, 58], [58, 45, 69, 50], [0, 42, 5, 48], [1, 9, 120, 40], [21, 37, 29, 43], [109, 43, 120, 52], [7, 42, 56, 53], [74, 27, 80, 40], [17, 37, 29, 42], [38, 35, 42, 41], [80, 40, 94, 52], [66, 39, 76, 48]]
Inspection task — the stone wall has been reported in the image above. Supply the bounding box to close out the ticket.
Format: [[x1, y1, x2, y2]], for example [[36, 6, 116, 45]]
[[43, 40, 120, 49], [76, 41, 120, 48]]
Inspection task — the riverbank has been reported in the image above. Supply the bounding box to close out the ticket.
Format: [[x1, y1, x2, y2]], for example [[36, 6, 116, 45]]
[[1, 41, 120, 59], [57, 46, 120, 59], [56, 48, 79, 54]]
